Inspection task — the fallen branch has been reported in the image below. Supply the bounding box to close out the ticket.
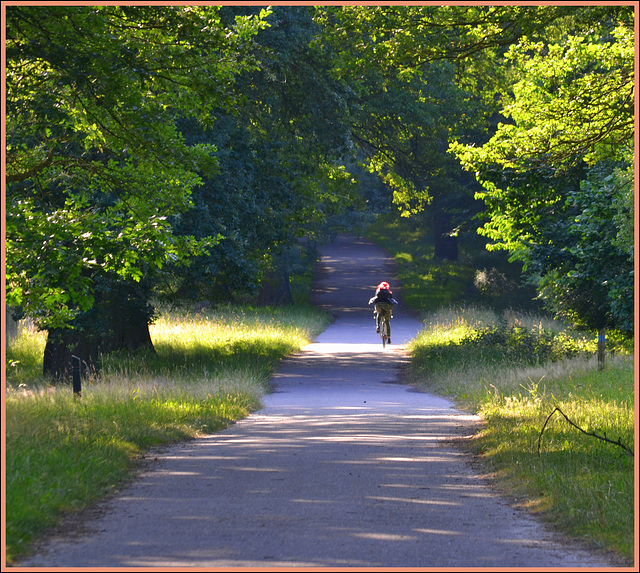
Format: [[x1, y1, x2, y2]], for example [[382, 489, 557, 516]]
[[537, 406, 634, 457]]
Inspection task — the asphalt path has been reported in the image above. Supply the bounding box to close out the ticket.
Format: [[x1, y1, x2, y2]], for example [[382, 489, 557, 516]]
[[16, 235, 617, 569]]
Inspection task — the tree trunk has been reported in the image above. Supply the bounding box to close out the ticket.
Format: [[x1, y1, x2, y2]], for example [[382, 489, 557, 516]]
[[41, 275, 156, 380], [433, 206, 458, 261], [106, 313, 155, 354], [43, 310, 154, 381], [43, 328, 100, 381], [258, 269, 293, 305]]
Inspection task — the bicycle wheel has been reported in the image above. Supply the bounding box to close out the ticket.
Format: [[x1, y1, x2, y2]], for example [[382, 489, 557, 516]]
[[381, 317, 388, 347]]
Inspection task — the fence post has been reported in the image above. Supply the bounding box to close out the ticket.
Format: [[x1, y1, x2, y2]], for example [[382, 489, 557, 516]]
[[71, 355, 82, 398], [597, 328, 606, 371]]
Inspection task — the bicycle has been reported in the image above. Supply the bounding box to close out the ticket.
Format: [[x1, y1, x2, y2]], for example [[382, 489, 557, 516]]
[[374, 306, 392, 347], [379, 313, 390, 347]]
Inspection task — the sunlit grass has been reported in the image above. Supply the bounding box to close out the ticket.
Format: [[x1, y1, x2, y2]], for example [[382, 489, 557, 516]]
[[101, 305, 324, 382], [477, 358, 634, 559], [4, 303, 331, 564], [5, 326, 48, 386], [407, 305, 634, 563], [407, 306, 598, 402]]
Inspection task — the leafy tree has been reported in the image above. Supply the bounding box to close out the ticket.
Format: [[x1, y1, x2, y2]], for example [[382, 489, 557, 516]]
[[166, 6, 361, 306], [314, 5, 584, 118], [347, 60, 479, 259], [449, 10, 634, 333], [534, 161, 634, 334], [5, 5, 270, 376], [315, 6, 501, 259], [237, 6, 360, 301]]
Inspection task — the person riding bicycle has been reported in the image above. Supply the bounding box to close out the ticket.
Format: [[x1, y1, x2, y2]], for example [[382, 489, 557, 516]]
[[368, 282, 398, 343]]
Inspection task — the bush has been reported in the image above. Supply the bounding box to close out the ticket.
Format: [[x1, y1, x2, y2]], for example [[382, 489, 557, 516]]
[[461, 322, 592, 364]]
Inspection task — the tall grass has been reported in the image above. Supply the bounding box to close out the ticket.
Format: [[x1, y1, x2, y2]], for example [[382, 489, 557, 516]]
[[5, 326, 48, 386], [408, 306, 598, 404], [407, 305, 635, 563], [4, 304, 331, 564]]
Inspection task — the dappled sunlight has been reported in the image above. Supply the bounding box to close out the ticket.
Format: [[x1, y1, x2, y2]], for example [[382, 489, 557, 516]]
[[367, 495, 460, 507], [414, 528, 463, 536], [352, 532, 418, 541]]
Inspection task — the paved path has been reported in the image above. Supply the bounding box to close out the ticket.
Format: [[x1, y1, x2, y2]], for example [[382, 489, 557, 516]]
[[17, 235, 615, 568]]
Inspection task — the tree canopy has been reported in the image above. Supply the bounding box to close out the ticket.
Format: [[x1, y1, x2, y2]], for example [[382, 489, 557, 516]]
[[4, 4, 635, 377], [6, 5, 270, 328], [449, 8, 634, 333]]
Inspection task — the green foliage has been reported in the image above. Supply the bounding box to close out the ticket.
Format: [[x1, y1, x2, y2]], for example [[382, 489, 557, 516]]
[[315, 5, 577, 87], [449, 11, 634, 334], [5, 5, 269, 329], [316, 6, 485, 237], [160, 6, 363, 304], [409, 309, 597, 388], [535, 162, 634, 333], [452, 22, 633, 171], [459, 322, 593, 365]]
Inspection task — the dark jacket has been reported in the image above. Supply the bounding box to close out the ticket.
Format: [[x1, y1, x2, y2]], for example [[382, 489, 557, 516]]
[[369, 288, 398, 306]]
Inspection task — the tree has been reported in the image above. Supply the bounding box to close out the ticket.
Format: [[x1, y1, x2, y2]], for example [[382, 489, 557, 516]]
[[315, 6, 499, 260], [533, 161, 634, 334], [5, 5, 270, 376], [166, 6, 362, 307], [449, 11, 634, 333], [347, 60, 479, 260], [236, 6, 360, 302]]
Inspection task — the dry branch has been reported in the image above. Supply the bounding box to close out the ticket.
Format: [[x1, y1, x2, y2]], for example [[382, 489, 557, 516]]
[[537, 406, 634, 457]]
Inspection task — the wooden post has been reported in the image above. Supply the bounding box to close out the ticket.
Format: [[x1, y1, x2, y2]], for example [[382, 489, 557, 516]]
[[72, 355, 82, 398], [597, 329, 606, 371]]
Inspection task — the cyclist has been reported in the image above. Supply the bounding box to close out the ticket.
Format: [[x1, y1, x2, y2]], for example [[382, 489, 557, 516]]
[[368, 281, 398, 343]]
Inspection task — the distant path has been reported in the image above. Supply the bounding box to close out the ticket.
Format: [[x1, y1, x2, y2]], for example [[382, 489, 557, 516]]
[[17, 235, 615, 568]]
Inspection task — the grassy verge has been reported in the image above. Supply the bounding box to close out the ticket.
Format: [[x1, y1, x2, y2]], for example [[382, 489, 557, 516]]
[[365, 215, 635, 564], [5, 304, 331, 564], [406, 306, 634, 562]]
